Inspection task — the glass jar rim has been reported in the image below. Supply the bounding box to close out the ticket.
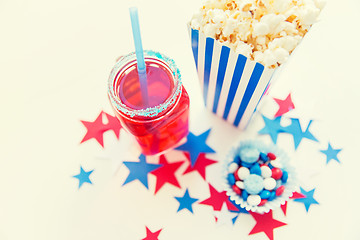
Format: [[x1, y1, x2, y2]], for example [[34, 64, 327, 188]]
[[108, 50, 182, 118]]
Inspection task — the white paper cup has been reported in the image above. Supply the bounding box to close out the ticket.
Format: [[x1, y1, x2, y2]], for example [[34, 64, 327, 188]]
[[190, 28, 276, 129]]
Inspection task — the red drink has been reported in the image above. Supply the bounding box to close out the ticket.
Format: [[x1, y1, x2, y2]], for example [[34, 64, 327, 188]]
[[108, 51, 189, 155]]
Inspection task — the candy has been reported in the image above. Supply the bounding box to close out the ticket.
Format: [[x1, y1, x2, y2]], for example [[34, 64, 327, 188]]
[[250, 163, 261, 175], [237, 167, 250, 180], [232, 185, 242, 195], [259, 190, 271, 199], [242, 190, 249, 201], [234, 172, 240, 181], [267, 152, 276, 160], [271, 168, 283, 180], [275, 180, 282, 189], [276, 185, 285, 196], [258, 199, 268, 206], [268, 191, 276, 201], [241, 161, 254, 168], [281, 171, 288, 183], [227, 173, 236, 185], [234, 155, 241, 165], [239, 148, 260, 164], [259, 152, 269, 161], [247, 195, 261, 206], [235, 180, 245, 189], [228, 162, 239, 173], [244, 174, 264, 195], [263, 177, 276, 190], [260, 166, 272, 178]]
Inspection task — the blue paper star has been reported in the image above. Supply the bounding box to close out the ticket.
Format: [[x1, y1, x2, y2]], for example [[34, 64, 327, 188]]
[[175, 189, 198, 213], [73, 166, 94, 189], [258, 115, 283, 143], [293, 187, 319, 212], [122, 154, 162, 189], [320, 143, 342, 164], [282, 118, 318, 149], [175, 129, 215, 166]]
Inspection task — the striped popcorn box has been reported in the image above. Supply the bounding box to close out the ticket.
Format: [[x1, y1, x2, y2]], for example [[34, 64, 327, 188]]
[[190, 27, 276, 130]]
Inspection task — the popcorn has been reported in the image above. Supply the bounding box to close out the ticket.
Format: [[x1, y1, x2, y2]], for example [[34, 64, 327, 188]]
[[190, 0, 324, 68]]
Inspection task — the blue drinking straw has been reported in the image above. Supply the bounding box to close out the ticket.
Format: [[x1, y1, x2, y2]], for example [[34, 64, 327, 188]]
[[129, 7, 149, 107]]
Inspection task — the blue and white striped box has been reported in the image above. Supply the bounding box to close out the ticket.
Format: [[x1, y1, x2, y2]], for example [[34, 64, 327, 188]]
[[190, 28, 276, 129]]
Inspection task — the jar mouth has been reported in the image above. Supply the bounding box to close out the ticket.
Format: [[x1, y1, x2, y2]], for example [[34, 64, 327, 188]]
[[108, 50, 182, 118]]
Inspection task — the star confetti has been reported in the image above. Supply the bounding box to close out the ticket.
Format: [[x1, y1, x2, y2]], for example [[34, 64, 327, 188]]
[[273, 93, 295, 117], [175, 189, 198, 213], [293, 187, 319, 212], [175, 129, 215, 167], [122, 154, 162, 189], [80, 111, 121, 147], [142, 226, 162, 240], [151, 155, 184, 194], [282, 191, 307, 215], [182, 153, 217, 180], [199, 184, 238, 211], [103, 112, 122, 139], [320, 142, 342, 164], [72, 166, 94, 189], [249, 211, 287, 240], [282, 118, 318, 149], [214, 203, 239, 226], [258, 115, 283, 143]]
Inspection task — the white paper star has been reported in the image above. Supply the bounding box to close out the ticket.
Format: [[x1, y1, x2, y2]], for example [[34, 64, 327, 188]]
[[213, 203, 239, 226]]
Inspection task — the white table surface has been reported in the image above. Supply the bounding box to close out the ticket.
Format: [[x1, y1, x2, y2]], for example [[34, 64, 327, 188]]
[[1, 0, 359, 239]]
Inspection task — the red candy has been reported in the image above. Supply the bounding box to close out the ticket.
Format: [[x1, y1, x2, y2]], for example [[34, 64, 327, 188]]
[[276, 186, 285, 196], [267, 152, 276, 160], [234, 171, 240, 181], [271, 168, 283, 180], [258, 199, 268, 206], [232, 184, 242, 195]]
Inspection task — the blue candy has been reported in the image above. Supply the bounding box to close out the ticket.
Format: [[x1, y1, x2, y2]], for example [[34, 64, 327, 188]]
[[239, 147, 260, 164], [281, 171, 288, 183], [227, 173, 236, 185], [244, 174, 264, 195], [259, 190, 271, 199], [259, 152, 269, 161], [268, 191, 276, 201], [234, 155, 241, 165], [242, 189, 249, 201], [268, 163, 274, 169], [240, 161, 254, 168], [250, 163, 261, 175]]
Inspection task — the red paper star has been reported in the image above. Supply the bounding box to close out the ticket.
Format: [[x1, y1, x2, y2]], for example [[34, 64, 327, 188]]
[[142, 227, 162, 240], [249, 211, 287, 240], [103, 112, 122, 139], [80, 111, 122, 147], [290, 191, 306, 199], [199, 184, 238, 211], [273, 93, 295, 117], [281, 192, 306, 216], [281, 202, 287, 215], [151, 155, 184, 194], [80, 111, 108, 147], [183, 153, 217, 180]]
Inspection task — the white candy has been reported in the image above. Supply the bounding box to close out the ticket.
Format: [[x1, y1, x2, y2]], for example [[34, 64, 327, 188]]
[[270, 159, 283, 168], [237, 167, 250, 180], [228, 162, 239, 173], [260, 166, 272, 178], [276, 180, 282, 189], [235, 180, 245, 189], [264, 178, 276, 190], [247, 195, 261, 206]]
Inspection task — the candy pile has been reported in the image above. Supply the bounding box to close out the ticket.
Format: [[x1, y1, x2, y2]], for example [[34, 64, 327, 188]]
[[227, 147, 289, 207], [190, 0, 325, 68]]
